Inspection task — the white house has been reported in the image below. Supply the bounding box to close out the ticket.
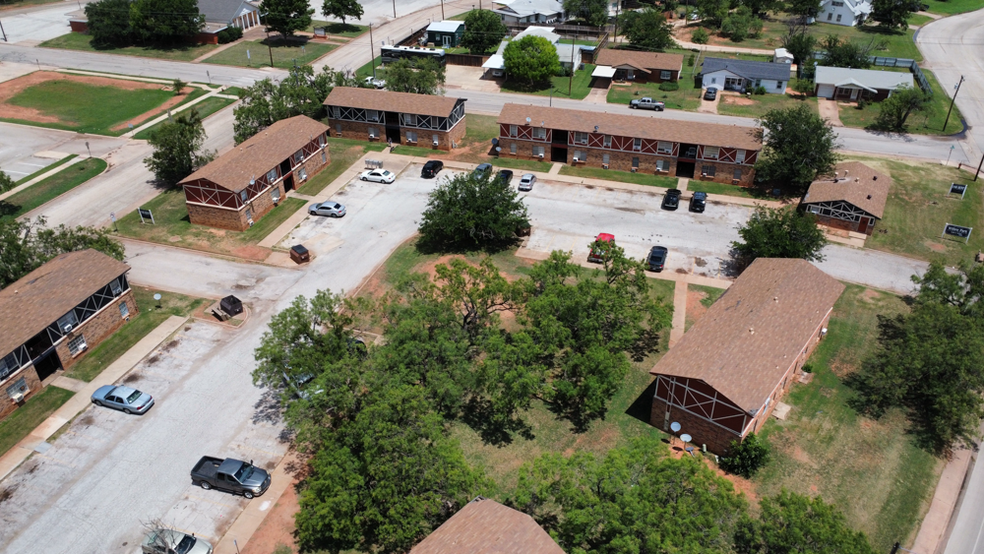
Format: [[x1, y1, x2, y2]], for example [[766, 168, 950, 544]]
[[817, 0, 871, 26], [700, 58, 792, 94], [493, 0, 566, 24], [484, 26, 583, 76], [814, 66, 915, 101]]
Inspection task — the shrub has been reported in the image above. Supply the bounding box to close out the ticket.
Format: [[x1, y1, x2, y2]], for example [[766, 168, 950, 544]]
[[659, 82, 679, 91], [719, 432, 770, 478], [691, 27, 709, 44], [753, 85, 766, 95], [687, 53, 696, 66], [172, 79, 186, 94], [217, 26, 243, 43]]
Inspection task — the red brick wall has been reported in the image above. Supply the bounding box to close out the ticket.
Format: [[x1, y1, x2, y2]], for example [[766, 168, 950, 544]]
[[70, 21, 88, 33], [326, 117, 465, 151], [0, 366, 43, 421], [55, 289, 138, 371]]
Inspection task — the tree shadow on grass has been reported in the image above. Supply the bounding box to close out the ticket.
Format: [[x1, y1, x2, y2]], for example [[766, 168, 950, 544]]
[[460, 398, 535, 446], [0, 200, 20, 218], [324, 22, 363, 34]]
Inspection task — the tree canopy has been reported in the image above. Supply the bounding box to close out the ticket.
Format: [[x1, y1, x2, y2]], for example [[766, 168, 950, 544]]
[[619, 7, 676, 51], [781, 26, 817, 78], [0, 170, 13, 194], [85, 0, 135, 47], [874, 85, 930, 132], [821, 35, 878, 69], [503, 35, 561, 88], [871, 0, 921, 29], [263, 0, 314, 38], [731, 206, 828, 269], [144, 109, 213, 186], [460, 9, 508, 55], [384, 57, 446, 95], [695, 0, 730, 27], [785, 0, 823, 20], [721, 6, 763, 42], [321, 0, 363, 25], [563, 0, 610, 26], [130, 0, 204, 46], [754, 103, 840, 192]]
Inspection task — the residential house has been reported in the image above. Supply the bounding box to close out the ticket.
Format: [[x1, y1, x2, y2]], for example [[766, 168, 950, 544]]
[[483, 26, 584, 75], [493, 0, 566, 24], [180, 115, 330, 231], [0, 250, 137, 421], [323, 87, 467, 150], [197, 0, 262, 43], [649, 258, 845, 454], [700, 57, 792, 94], [496, 103, 761, 185], [817, 0, 871, 26], [802, 162, 891, 235], [592, 49, 684, 83], [814, 66, 915, 101], [410, 497, 566, 554], [426, 20, 466, 48]]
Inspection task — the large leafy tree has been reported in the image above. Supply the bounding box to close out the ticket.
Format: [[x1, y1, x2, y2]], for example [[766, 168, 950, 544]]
[[563, 0, 610, 26], [512, 437, 749, 553], [144, 109, 213, 186], [619, 7, 675, 51], [821, 35, 877, 69], [736, 490, 878, 554], [384, 57, 446, 95], [742, 0, 784, 16], [786, 0, 823, 20], [754, 103, 840, 192], [263, 0, 314, 39], [874, 85, 930, 131], [321, 0, 363, 25], [781, 26, 816, 78], [0, 217, 124, 290], [721, 6, 763, 42], [85, 0, 134, 47], [695, 0, 730, 27], [871, 0, 922, 30], [731, 206, 828, 269], [460, 9, 508, 55], [417, 169, 530, 252], [129, 0, 203, 46], [503, 35, 561, 88], [850, 261, 984, 454]]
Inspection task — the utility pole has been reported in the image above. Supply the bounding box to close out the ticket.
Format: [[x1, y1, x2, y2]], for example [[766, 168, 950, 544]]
[[975, 151, 984, 182], [392, 0, 396, 18], [0, 19, 7, 42], [613, 1, 619, 45], [369, 23, 377, 80], [568, 28, 576, 96], [943, 75, 964, 132], [441, 0, 446, 20], [265, 30, 274, 68]]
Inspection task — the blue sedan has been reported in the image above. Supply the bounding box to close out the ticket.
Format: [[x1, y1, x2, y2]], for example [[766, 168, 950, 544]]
[[91, 385, 155, 414]]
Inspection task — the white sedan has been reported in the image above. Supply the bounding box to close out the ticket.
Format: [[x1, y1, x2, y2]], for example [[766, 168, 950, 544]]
[[360, 169, 396, 183]]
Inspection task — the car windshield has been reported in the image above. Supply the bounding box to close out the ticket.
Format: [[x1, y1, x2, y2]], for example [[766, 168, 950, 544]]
[[126, 390, 142, 403], [382, 171, 392, 176], [175, 535, 197, 554], [234, 463, 254, 482], [331, 203, 341, 209]]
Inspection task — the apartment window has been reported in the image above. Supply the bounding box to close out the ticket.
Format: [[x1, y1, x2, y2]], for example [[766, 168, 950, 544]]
[[245, 208, 253, 222], [406, 131, 418, 142], [735, 149, 746, 164], [633, 138, 642, 151], [574, 132, 588, 144], [632, 157, 640, 168], [703, 165, 716, 177], [573, 150, 586, 161], [298, 168, 308, 181], [510, 143, 517, 154], [321, 151, 327, 163], [335, 124, 342, 136], [404, 114, 417, 126], [119, 302, 129, 318], [110, 279, 122, 296], [656, 160, 669, 172], [533, 127, 546, 140], [432, 134, 439, 145], [6, 377, 27, 399], [660, 70, 671, 81], [734, 168, 742, 180], [368, 127, 378, 138], [330, 106, 339, 118], [777, 80, 785, 89], [656, 141, 672, 154], [832, 1, 844, 5], [240, 190, 249, 203], [68, 334, 87, 356], [603, 135, 612, 148], [827, 12, 833, 20], [533, 145, 545, 157], [603, 153, 610, 164], [703, 146, 719, 159], [293, 149, 304, 164], [836, 13, 842, 21], [0, 353, 20, 379], [272, 188, 281, 202], [366, 109, 379, 122], [266, 168, 278, 182], [509, 124, 518, 137], [318, 134, 326, 147]]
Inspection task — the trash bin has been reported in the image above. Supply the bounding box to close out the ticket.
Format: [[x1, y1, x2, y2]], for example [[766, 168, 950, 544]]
[[220, 295, 243, 316], [290, 244, 310, 264]]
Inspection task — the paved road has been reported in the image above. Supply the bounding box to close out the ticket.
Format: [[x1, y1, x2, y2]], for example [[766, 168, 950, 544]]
[[945, 450, 984, 554], [0, 122, 128, 179], [0, 3, 76, 44]]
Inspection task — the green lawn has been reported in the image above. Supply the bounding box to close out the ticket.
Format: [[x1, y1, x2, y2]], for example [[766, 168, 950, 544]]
[[716, 90, 818, 119], [836, 70, 965, 136], [296, 138, 387, 196], [133, 96, 237, 140], [13, 154, 76, 185], [921, 0, 984, 15], [500, 65, 598, 101], [907, 13, 934, 26], [814, 23, 922, 61], [355, 56, 384, 80], [607, 81, 704, 111], [65, 286, 207, 382], [687, 179, 770, 199], [2, 80, 175, 135], [0, 158, 107, 221], [0, 386, 74, 457], [39, 32, 217, 62], [202, 38, 334, 69], [558, 165, 679, 188], [305, 21, 368, 37], [755, 284, 941, 552]]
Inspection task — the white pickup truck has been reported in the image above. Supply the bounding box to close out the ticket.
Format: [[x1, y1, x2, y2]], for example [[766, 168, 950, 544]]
[[629, 97, 665, 111]]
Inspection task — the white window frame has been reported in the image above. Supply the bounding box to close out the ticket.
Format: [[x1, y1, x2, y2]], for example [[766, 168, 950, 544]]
[[509, 124, 518, 137], [266, 168, 278, 182], [703, 165, 716, 177], [734, 168, 742, 180], [532, 127, 546, 140], [735, 149, 746, 164], [110, 279, 122, 296], [298, 168, 308, 182], [119, 302, 129, 318], [703, 146, 719, 160], [335, 124, 342, 136], [240, 190, 249, 203], [657, 141, 672, 154], [272, 187, 281, 202], [574, 132, 588, 145], [631, 157, 640, 168], [660, 70, 671, 81], [366, 109, 379, 122], [836, 13, 842, 21], [656, 160, 669, 172], [533, 145, 545, 157], [510, 142, 517, 154], [603, 153, 610, 164], [573, 150, 586, 161], [603, 135, 612, 148], [293, 149, 304, 164], [432, 134, 439, 145], [633, 138, 642, 151], [68, 334, 87, 356], [777, 80, 785, 89], [406, 131, 418, 143], [57, 312, 79, 332]]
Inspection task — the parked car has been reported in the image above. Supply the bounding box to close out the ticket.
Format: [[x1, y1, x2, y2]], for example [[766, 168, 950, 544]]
[[190, 456, 271, 499], [364, 76, 386, 89], [360, 169, 396, 183], [518, 173, 537, 191], [647, 246, 668, 272], [629, 97, 665, 111], [421, 160, 444, 178], [308, 201, 346, 217], [703, 87, 718, 101], [473, 163, 493, 178], [91, 385, 154, 415], [662, 188, 681, 210], [588, 233, 615, 263], [496, 169, 514, 185], [141, 528, 213, 554], [689, 191, 707, 213]]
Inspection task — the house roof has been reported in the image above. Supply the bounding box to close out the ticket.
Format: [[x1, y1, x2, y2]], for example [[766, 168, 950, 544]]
[[0, 250, 131, 357], [180, 115, 329, 192], [324, 87, 464, 118], [702, 57, 792, 82], [514, 26, 560, 43], [814, 66, 913, 90], [650, 258, 844, 413], [410, 497, 565, 554], [802, 161, 892, 219], [498, 103, 762, 151], [594, 50, 684, 73], [494, 0, 564, 18], [197, 0, 253, 24], [427, 20, 465, 33]]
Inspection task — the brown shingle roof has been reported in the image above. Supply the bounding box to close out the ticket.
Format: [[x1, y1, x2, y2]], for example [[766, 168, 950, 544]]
[[803, 162, 892, 219], [650, 259, 844, 412], [324, 87, 464, 118], [0, 250, 131, 357], [594, 49, 684, 73], [498, 103, 761, 151], [180, 115, 329, 192], [410, 498, 566, 554]]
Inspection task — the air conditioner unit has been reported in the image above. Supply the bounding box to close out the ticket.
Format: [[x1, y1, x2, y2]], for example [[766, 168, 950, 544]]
[[433, 140, 439, 146], [572, 157, 579, 163], [602, 163, 609, 169], [369, 133, 376, 139], [732, 179, 740, 185], [538, 153, 544, 159], [62, 323, 73, 333], [631, 167, 638, 173], [11, 392, 24, 404]]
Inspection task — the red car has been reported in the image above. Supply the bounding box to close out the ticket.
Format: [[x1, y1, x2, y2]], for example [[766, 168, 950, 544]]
[[588, 233, 615, 263]]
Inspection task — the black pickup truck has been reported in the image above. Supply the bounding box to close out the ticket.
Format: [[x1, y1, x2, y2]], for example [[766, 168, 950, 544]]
[[190, 456, 271, 499]]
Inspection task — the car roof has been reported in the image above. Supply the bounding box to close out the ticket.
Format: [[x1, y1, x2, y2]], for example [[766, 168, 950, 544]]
[[425, 160, 441, 166], [693, 191, 707, 198], [111, 385, 136, 396], [596, 233, 615, 241], [667, 188, 681, 194]]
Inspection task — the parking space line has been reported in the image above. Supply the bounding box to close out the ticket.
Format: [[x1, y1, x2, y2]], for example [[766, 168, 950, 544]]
[[185, 492, 243, 509]]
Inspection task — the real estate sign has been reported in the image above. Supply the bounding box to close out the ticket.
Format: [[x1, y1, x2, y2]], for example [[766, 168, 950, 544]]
[[943, 223, 972, 242]]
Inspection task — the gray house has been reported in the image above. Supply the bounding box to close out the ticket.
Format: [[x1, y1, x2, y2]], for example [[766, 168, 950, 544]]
[[425, 20, 466, 48], [700, 58, 792, 94]]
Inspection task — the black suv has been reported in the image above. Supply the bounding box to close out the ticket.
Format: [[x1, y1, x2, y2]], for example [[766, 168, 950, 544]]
[[689, 191, 707, 213], [648, 246, 668, 272], [496, 169, 514, 185], [661, 189, 681, 210], [421, 160, 443, 178]]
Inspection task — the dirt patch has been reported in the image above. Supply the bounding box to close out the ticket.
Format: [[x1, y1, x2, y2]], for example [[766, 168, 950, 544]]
[[924, 240, 947, 252], [241, 478, 300, 554], [123, 372, 142, 384], [859, 288, 881, 303], [231, 245, 273, 261], [723, 95, 755, 106], [686, 289, 710, 326]]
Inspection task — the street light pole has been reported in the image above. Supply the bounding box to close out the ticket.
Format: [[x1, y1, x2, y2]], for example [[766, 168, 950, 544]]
[[943, 75, 964, 132]]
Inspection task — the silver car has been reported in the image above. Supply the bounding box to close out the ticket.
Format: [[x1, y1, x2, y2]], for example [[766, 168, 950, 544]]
[[360, 169, 396, 183], [141, 528, 213, 554], [518, 173, 537, 191], [308, 201, 346, 217], [91, 385, 154, 414]]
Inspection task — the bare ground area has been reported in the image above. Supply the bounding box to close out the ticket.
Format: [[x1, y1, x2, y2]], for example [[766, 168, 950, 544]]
[[241, 479, 301, 554]]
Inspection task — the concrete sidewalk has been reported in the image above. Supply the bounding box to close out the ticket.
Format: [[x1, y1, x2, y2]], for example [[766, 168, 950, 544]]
[[912, 447, 974, 554], [0, 155, 85, 202], [0, 315, 187, 483], [214, 451, 300, 554]]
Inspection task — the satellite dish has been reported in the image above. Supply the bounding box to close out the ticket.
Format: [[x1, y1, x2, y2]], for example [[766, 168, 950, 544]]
[[680, 433, 692, 444], [491, 138, 499, 145], [153, 293, 162, 301], [526, 117, 531, 124], [495, 146, 501, 152], [670, 422, 681, 433]]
